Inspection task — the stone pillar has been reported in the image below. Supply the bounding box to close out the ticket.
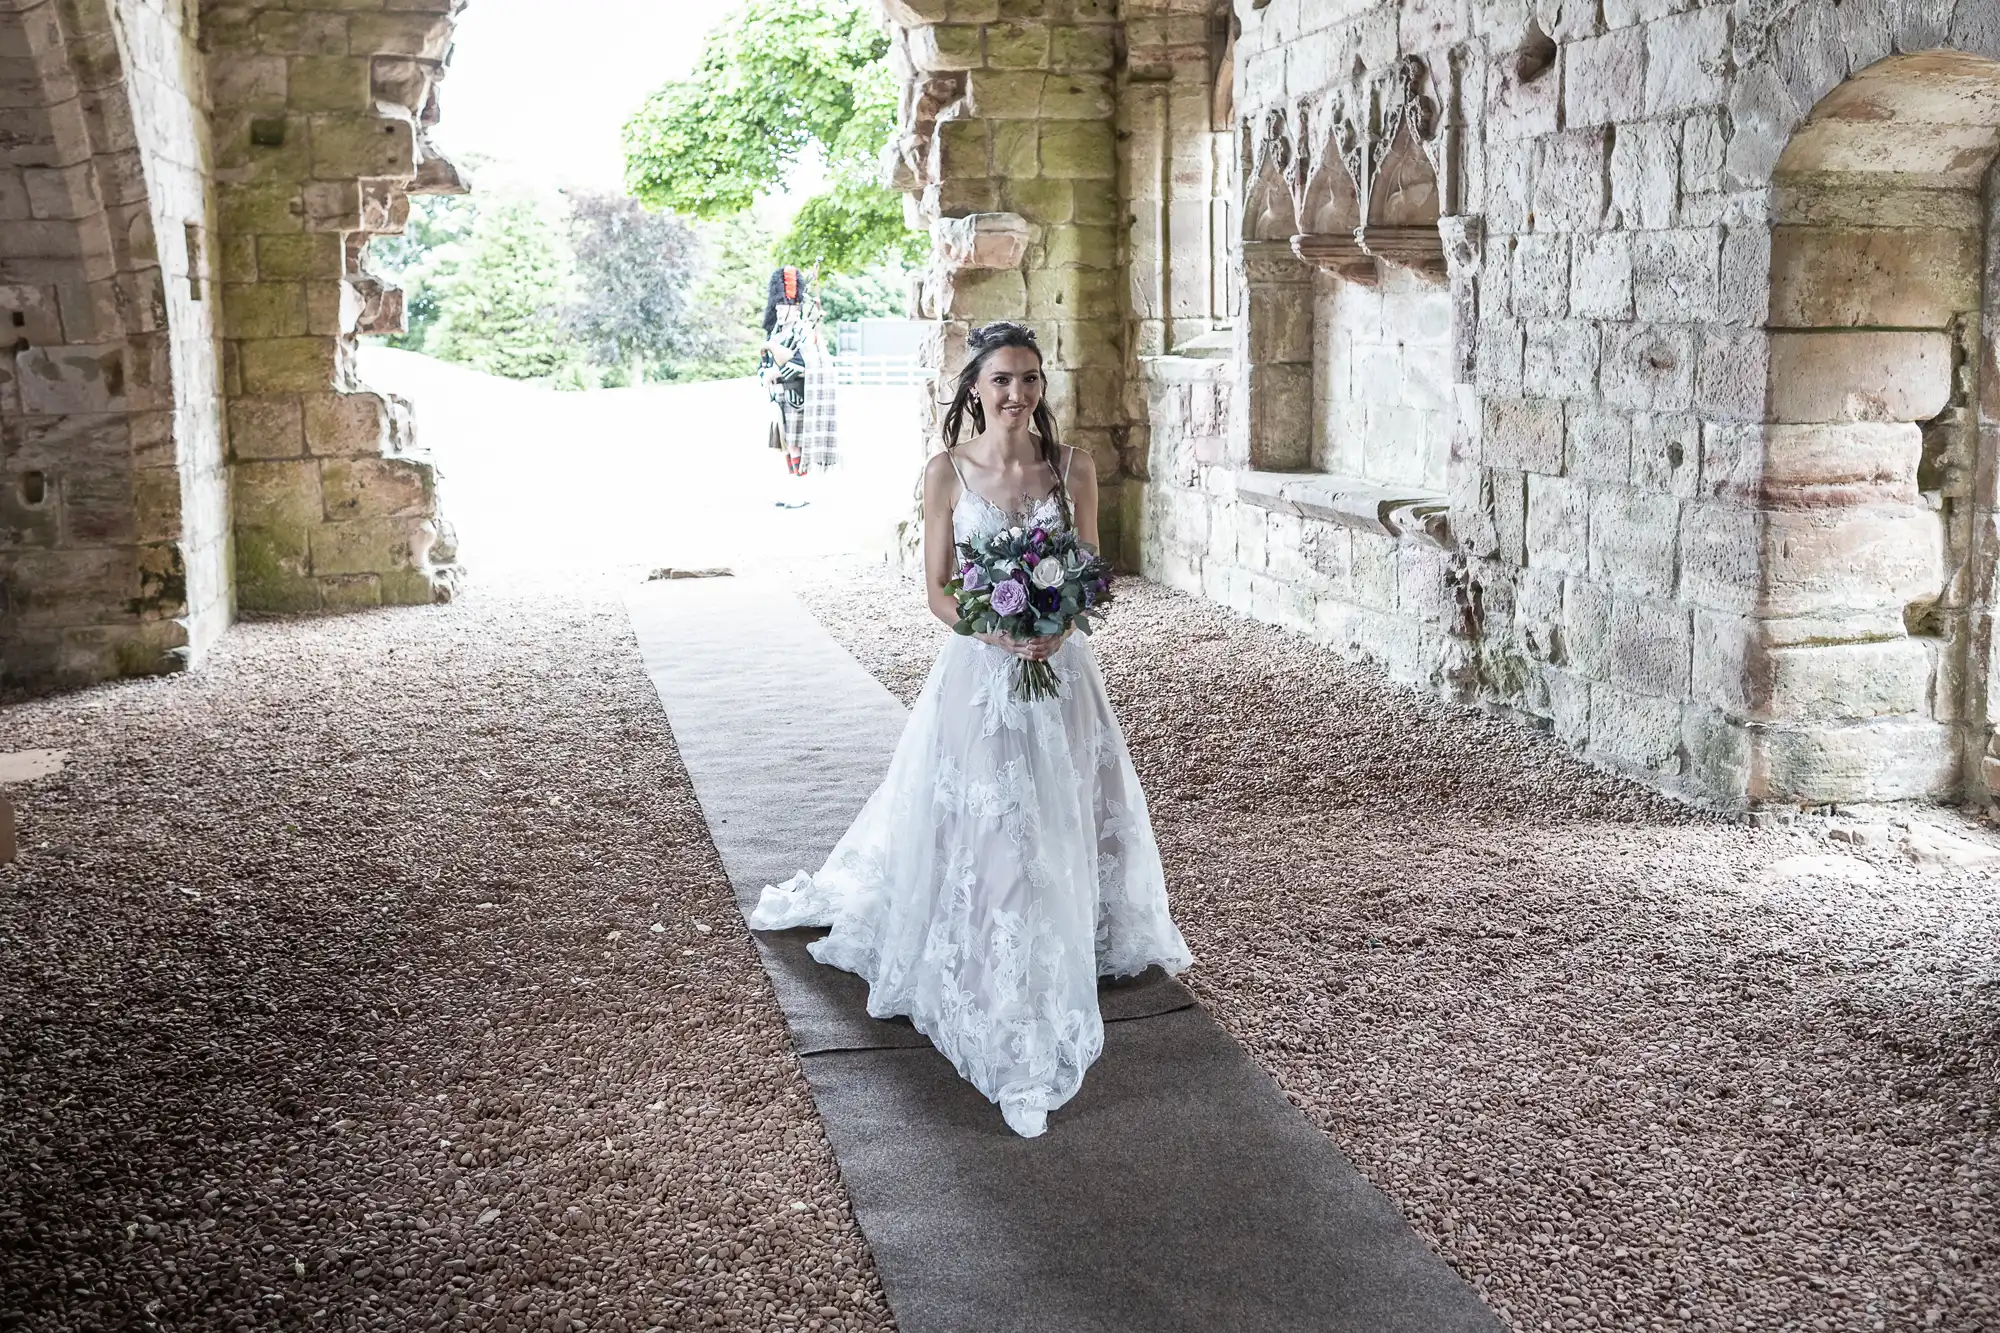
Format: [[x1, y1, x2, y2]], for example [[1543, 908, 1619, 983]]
[[884, 0, 1132, 559], [200, 0, 462, 613], [1970, 167, 2000, 801], [1232, 240, 1313, 471], [0, 0, 203, 690]]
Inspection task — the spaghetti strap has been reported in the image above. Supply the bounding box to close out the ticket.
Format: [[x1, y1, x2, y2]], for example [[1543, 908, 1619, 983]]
[[1062, 446, 1075, 483], [943, 446, 968, 491]]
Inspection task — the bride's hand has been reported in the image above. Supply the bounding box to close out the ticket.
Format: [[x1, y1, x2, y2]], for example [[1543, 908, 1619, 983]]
[[975, 631, 1062, 661], [1017, 633, 1066, 662]]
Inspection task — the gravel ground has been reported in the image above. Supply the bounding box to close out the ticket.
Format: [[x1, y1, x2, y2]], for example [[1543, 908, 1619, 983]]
[[792, 558, 2000, 1333], [0, 581, 893, 1333]]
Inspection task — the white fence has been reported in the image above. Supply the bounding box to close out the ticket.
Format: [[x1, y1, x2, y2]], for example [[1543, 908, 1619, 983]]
[[831, 354, 928, 387]]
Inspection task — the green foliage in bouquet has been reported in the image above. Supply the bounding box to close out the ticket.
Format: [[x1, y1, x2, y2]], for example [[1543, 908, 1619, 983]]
[[947, 525, 1116, 701]]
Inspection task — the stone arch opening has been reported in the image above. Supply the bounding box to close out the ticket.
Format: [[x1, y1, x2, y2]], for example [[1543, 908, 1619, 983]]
[[0, 0, 227, 691], [1282, 94, 1450, 494], [1747, 50, 2000, 802]]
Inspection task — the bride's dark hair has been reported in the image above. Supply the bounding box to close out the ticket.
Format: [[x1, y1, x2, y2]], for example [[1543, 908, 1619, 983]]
[[940, 321, 1070, 526]]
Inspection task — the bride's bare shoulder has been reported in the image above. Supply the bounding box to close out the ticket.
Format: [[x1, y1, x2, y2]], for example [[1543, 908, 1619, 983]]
[[922, 450, 960, 505]]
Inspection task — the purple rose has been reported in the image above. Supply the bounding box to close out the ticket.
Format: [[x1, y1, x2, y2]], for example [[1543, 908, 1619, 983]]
[[961, 564, 990, 591], [989, 579, 1028, 616], [1022, 551, 1039, 567], [1030, 527, 1048, 547]]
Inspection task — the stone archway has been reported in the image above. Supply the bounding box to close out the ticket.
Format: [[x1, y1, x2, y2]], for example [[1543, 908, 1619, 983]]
[[1736, 51, 2000, 803], [0, 0, 225, 690]]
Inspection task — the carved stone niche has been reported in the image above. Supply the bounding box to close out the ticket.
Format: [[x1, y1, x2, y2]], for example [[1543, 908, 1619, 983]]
[[1360, 225, 1448, 282], [1289, 233, 1376, 284], [1290, 226, 1447, 285]]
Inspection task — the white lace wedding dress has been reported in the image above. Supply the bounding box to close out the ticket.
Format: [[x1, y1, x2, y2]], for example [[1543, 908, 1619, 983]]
[[750, 473, 1193, 1138]]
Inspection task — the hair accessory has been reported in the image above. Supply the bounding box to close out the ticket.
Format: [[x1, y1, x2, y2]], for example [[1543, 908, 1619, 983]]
[[969, 321, 1038, 351]]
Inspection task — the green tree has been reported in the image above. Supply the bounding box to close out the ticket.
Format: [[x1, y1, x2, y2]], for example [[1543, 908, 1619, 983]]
[[429, 194, 579, 381], [621, 0, 921, 275], [660, 212, 777, 382], [818, 260, 910, 323], [563, 190, 708, 384], [366, 192, 481, 352]]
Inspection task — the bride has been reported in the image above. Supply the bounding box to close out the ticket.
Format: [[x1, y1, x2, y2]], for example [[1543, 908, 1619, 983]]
[[751, 321, 1192, 1137]]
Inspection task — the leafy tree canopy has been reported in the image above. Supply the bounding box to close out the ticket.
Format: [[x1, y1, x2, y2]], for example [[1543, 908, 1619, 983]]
[[622, 0, 921, 274], [563, 190, 710, 379], [427, 193, 580, 381]]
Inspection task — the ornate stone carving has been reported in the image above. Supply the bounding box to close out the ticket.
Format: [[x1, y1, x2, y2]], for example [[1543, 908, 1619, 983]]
[[1262, 56, 1459, 284], [1290, 233, 1378, 284]]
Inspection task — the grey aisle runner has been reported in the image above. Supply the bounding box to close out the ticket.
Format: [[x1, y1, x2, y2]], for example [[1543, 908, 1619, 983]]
[[626, 576, 1502, 1333]]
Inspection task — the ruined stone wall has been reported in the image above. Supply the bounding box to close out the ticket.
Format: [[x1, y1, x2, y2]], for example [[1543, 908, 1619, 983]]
[[200, 0, 459, 614], [114, 0, 230, 662], [0, 0, 209, 689], [883, 0, 1133, 556], [1122, 0, 2000, 811]]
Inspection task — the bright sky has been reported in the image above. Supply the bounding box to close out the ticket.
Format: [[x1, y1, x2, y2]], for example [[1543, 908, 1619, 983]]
[[432, 0, 746, 194]]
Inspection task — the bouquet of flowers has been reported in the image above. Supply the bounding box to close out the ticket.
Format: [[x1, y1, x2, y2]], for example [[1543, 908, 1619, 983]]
[[947, 524, 1115, 700]]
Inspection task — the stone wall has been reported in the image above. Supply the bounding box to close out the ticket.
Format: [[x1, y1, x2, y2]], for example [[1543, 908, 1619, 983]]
[[885, 0, 1134, 557], [114, 0, 230, 664], [200, 0, 461, 614], [873, 0, 2000, 810], [0, 0, 208, 690]]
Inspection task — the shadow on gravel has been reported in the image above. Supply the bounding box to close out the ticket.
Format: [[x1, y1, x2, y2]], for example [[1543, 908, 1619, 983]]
[[0, 589, 894, 1333]]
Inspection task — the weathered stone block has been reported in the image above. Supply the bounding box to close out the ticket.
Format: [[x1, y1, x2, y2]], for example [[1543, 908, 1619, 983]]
[[1564, 25, 1646, 126], [1526, 472, 1590, 573], [1523, 320, 1599, 398], [1588, 682, 1684, 775], [1608, 117, 1678, 230], [1630, 412, 1699, 497], [1694, 328, 1768, 421], [345, 13, 455, 60], [17, 344, 125, 413], [287, 56, 372, 112], [967, 69, 1044, 119], [1758, 421, 1922, 508], [309, 114, 415, 179], [1768, 226, 1981, 329], [1567, 404, 1633, 483], [1762, 505, 1944, 617], [233, 458, 322, 528], [1569, 233, 1633, 319], [1755, 717, 1958, 803], [1049, 24, 1115, 71], [222, 280, 307, 339], [239, 336, 338, 393], [235, 523, 319, 613], [320, 456, 432, 519], [257, 232, 342, 280], [1533, 128, 1610, 231], [1483, 396, 1564, 474], [907, 23, 985, 72], [1632, 228, 1718, 322], [1610, 594, 1692, 698], [1038, 120, 1115, 179], [943, 268, 1027, 322], [1644, 5, 1730, 114], [1588, 485, 1679, 595], [1511, 233, 1568, 318], [987, 22, 1050, 70], [228, 394, 304, 459], [312, 515, 420, 575], [934, 212, 1030, 270], [1767, 330, 1953, 424], [1600, 322, 1695, 411]]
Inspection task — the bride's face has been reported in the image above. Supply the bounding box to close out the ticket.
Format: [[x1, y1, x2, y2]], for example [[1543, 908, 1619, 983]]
[[975, 347, 1044, 429]]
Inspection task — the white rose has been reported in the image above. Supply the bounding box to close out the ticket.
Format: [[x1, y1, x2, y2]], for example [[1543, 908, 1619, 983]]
[[1030, 557, 1067, 590]]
